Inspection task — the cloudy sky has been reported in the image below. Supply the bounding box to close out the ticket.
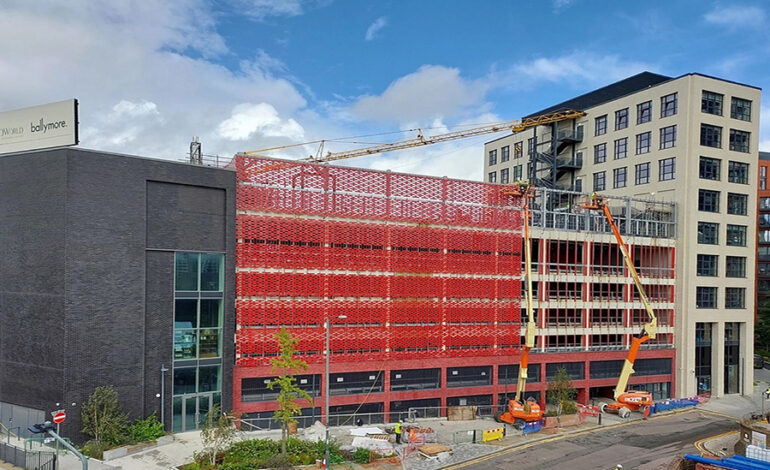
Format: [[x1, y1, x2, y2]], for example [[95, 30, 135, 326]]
[[3, 0, 769, 180]]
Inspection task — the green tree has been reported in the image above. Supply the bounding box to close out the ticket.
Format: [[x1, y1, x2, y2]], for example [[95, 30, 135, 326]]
[[80, 386, 129, 446], [546, 367, 578, 416], [200, 405, 240, 466], [268, 328, 313, 455]]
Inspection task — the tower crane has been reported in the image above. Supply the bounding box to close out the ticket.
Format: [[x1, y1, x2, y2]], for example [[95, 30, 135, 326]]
[[243, 109, 585, 162], [583, 194, 657, 419]]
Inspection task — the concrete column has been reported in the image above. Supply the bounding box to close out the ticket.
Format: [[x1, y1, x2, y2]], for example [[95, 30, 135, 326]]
[[713, 321, 725, 399]]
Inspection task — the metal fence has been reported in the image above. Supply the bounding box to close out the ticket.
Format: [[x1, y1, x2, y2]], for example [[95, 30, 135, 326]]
[[0, 440, 56, 470]]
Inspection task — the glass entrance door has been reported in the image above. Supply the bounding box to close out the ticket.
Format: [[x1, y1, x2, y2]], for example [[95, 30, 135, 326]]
[[174, 394, 214, 432]]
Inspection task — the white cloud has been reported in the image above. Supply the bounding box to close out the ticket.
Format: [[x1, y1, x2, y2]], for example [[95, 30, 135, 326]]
[[552, 0, 575, 11], [350, 65, 489, 124], [759, 103, 770, 152], [365, 17, 388, 41], [704, 4, 766, 29], [232, 0, 304, 19], [217, 103, 305, 141], [492, 52, 656, 90], [0, 1, 316, 161]]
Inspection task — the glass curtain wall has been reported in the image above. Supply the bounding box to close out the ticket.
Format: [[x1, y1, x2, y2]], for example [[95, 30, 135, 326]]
[[695, 323, 712, 394], [724, 322, 741, 394], [173, 252, 224, 432]]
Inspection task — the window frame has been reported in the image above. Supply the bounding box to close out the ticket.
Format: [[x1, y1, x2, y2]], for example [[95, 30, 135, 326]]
[[725, 256, 746, 278], [501, 145, 510, 162], [615, 108, 629, 130], [659, 125, 676, 149], [698, 189, 720, 212], [726, 224, 747, 247], [729, 129, 750, 153], [696, 254, 718, 277], [661, 93, 678, 117], [637, 101, 652, 124], [593, 171, 606, 192], [701, 90, 724, 116], [700, 124, 722, 148], [614, 137, 628, 159], [500, 167, 510, 184], [697, 222, 719, 245], [613, 167, 627, 189], [699, 157, 721, 181], [635, 162, 650, 185], [595, 115, 608, 136], [727, 193, 748, 216], [696, 286, 717, 309], [636, 131, 651, 154], [659, 157, 675, 181], [488, 171, 497, 183], [488, 149, 497, 166], [594, 143, 607, 164], [728, 161, 749, 184], [725, 287, 745, 309], [731, 97, 751, 121]]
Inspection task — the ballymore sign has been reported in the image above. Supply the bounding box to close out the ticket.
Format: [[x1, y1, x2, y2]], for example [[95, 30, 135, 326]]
[[0, 99, 79, 155]]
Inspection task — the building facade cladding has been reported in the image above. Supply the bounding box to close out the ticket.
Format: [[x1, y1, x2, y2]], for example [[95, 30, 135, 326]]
[[0, 148, 236, 440], [484, 72, 761, 398], [233, 155, 524, 421], [757, 152, 770, 331]]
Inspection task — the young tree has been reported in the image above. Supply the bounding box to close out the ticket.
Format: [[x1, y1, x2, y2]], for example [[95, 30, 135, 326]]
[[268, 328, 314, 455], [81, 386, 129, 445], [200, 405, 239, 466], [546, 367, 578, 416]]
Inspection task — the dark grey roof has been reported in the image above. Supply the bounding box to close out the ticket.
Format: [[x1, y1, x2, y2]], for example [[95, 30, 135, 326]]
[[760, 151, 770, 161], [525, 71, 672, 118]]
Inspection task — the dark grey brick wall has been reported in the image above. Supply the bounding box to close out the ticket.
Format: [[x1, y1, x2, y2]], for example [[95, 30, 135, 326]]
[[0, 148, 235, 441]]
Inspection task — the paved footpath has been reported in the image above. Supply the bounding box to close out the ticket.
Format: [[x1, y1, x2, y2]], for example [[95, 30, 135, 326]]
[[8, 373, 769, 470]]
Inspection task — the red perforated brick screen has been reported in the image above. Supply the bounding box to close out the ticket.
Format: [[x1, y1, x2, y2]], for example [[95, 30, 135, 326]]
[[235, 155, 523, 366]]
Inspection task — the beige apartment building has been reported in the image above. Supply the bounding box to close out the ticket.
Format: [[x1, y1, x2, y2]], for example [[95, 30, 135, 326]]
[[484, 72, 761, 398]]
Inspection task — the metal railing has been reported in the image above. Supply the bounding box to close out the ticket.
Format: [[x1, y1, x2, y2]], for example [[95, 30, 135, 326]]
[[0, 440, 56, 470]]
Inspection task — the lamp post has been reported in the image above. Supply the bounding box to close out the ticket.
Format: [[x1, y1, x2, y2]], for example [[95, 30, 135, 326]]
[[325, 315, 346, 468], [161, 364, 169, 427]]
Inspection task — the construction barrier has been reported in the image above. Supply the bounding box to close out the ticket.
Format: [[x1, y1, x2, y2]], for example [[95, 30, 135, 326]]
[[482, 427, 505, 442], [649, 397, 699, 415], [577, 404, 601, 417], [522, 420, 543, 435]]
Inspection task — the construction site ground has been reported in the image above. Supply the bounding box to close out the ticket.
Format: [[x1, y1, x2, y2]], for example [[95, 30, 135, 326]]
[[4, 368, 770, 470]]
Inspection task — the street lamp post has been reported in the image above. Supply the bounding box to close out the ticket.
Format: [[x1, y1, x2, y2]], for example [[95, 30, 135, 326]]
[[325, 315, 346, 468], [161, 364, 169, 427]]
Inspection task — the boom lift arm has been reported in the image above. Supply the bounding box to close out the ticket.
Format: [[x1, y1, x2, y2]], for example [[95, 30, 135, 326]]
[[583, 194, 657, 410]]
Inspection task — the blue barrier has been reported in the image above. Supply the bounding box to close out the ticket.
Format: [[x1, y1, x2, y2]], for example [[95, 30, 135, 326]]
[[522, 420, 543, 434], [649, 397, 699, 415]]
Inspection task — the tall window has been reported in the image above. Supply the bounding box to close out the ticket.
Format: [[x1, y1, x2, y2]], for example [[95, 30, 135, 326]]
[[728, 161, 749, 184], [725, 288, 745, 309], [595, 115, 608, 136], [635, 162, 650, 185], [174, 252, 224, 432], [500, 168, 509, 184], [613, 167, 627, 188], [727, 193, 748, 215], [660, 125, 676, 149], [636, 132, 651, 154], [614, 138, 628, 159], [702, 91, 723, 115], [731, 97, 752, 121], [488, 149, 497, 166], [698, 222, 719, 244], [696, 254, 718, 276], [761, 197, 770, 211], [701, 124, 722, 148], [488, 171, 497, 183], [725, 256, 746, 278], [513, 165, 522, 180], [615, 108, 629, 130], [726, 224, 747, 246], [761, 166, 767, 190], [593, 171, 606, 192], [594, 143, 607, 164], [696, 286, 717, 308], [698, 189, 720, 212], [729, 129, 750, 153], [659, 157, 675, 181], [699, 157, 721, 180], [501, 146, 510, 162], [527, 137, 535, 156], [661, 93, 678, 117], [637, 101, 652, 124], [514, 142, 523, 158]]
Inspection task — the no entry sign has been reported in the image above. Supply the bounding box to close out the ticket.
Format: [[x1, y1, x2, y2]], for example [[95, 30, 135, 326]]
[[52, 411, 66, 424]]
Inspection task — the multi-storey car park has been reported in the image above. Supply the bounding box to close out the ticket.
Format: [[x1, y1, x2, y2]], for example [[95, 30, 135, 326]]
[[232, 154, 677, 427], [484, 71, 760, 399]]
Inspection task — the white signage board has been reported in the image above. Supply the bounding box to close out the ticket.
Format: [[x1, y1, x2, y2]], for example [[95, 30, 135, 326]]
[[0, 99, 78, 155]]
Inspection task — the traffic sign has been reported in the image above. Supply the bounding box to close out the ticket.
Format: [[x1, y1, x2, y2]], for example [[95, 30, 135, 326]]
[[52, 411, 66, 424]]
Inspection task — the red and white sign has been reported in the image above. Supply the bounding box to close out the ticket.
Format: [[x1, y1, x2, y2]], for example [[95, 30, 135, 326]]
[[52, 411, 66, 424]]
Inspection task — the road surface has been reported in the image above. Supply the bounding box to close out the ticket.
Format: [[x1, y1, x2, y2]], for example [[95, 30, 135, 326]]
[[453, 409, 737, 470]]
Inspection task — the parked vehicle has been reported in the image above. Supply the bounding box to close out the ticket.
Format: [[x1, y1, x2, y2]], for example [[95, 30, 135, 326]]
[[755, 354, 764, 369]]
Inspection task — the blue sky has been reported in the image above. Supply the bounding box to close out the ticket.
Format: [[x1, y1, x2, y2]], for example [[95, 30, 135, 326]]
[[2, 0, 769, 179]]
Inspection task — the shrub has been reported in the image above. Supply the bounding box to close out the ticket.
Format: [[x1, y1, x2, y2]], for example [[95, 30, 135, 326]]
[[353, 448, 371, 464], [560, 400, 578, 415], [80, 440, 110, 459], [127, 412, 165, 443]]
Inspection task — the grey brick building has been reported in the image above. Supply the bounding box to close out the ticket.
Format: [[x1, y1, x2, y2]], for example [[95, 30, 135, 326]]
[[0, 148, 235, 441]]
